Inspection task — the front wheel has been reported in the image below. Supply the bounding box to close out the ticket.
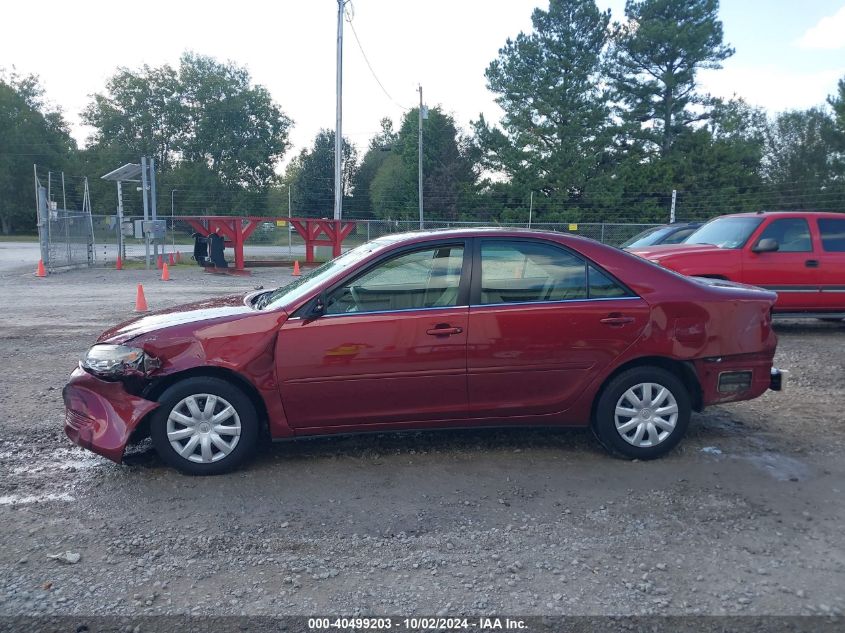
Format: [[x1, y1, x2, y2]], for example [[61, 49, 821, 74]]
[[592, 367, 691, 460], [150, 377, 258, 475]]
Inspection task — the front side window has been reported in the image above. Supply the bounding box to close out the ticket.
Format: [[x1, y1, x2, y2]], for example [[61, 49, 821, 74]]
[[757, 218, 812, 252], [325, 245, 464, 314], [479, 241, 588, 304]]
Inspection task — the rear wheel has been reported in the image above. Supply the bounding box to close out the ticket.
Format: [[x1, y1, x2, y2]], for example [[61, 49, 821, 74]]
[[592, 367, 691, 460], [150, 377, 258, 475]]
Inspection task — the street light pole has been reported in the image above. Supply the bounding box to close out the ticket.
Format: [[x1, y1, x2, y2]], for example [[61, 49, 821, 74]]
[[171, 189, 179, 250]]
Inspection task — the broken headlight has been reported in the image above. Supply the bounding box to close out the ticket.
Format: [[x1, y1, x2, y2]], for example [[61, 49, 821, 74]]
[[82, 344, 157, 377]]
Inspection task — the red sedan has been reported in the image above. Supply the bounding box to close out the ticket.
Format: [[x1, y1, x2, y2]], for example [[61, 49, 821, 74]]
[[64, 229, 784, 474]]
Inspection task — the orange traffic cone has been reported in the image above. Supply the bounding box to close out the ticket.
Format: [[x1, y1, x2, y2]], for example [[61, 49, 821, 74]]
[[35, 259, 47, 278], [292, 260, 301, 276], [175, 251, 182, 263], [161, 263, 170, 281], [156, 255, 163, 269], [134, 284, 148, 312], [168, 253, 175, 266], [116, 256, 123, 270]]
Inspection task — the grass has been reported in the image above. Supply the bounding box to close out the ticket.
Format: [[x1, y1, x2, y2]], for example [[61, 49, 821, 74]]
[[0, 234, 39, 242]]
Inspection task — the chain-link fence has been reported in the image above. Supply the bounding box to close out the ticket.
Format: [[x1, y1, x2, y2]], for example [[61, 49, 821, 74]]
[[35, 169, 96, 272], [84, 216, 659, 267]]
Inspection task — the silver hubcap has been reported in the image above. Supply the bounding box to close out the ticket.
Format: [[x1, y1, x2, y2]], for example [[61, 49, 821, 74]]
[[166, 393, 241, 464], [614, 382, 678, 448]]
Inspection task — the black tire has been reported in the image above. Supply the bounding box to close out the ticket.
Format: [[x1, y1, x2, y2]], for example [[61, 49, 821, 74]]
[[592, 366, 691, 460], [150, 376, 258, 475]]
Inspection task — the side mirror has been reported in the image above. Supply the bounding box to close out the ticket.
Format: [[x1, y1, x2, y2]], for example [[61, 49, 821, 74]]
[[307, 295, 326, 319], [752, 238, 779, 253]]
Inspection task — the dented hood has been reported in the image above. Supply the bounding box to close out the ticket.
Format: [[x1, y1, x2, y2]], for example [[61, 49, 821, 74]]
[[97, 294, 256, 344]]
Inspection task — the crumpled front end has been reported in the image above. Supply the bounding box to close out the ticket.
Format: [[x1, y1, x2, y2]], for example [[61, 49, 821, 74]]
[[63, 366, 159, 463]]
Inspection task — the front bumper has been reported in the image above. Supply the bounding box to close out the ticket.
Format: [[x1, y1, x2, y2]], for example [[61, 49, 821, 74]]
[[63, 366, 159, 463]]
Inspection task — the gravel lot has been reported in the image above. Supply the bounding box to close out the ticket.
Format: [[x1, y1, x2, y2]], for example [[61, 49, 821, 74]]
[[0, 259, 843, 625]]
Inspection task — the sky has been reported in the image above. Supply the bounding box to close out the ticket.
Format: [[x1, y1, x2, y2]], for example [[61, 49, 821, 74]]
[[2, 0, 844, 167]]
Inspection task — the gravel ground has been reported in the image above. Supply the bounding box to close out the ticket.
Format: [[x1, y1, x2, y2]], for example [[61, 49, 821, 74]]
[[0, 263, 843, 622]]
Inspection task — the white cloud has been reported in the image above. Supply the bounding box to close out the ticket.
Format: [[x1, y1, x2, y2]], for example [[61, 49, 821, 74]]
[[795, 5, 845, 49], [699, 65, 845, 113]]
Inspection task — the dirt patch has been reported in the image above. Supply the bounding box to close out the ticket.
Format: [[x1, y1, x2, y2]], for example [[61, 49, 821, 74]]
[[0, 264, 843, 617]]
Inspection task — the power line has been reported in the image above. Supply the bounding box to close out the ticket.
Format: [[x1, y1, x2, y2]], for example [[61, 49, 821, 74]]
[[345, 10, 409, 111]]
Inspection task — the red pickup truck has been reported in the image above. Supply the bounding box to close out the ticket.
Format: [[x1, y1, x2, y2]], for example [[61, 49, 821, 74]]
[[631, 211, 845, 317]]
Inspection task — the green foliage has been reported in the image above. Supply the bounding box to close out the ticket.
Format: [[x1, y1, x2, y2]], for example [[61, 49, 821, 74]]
[[0, 71, 74, 233], [288, 129, 357, 216], [346, 118, 397, 218], [82, 52, 292, 218], [762, 108, 844, 211], [474, 0, 611, 202], [610, 0, 734, 156], [369, 107, 477, 221]]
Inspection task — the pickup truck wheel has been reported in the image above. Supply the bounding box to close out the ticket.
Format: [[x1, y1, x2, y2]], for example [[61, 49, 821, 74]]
[[593, 367, 691, 460], [150, 377, 258, 475]]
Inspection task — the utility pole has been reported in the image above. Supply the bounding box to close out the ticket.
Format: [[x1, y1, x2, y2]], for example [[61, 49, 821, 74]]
[[418, 84, 424, 230], [334, 0, 345, 221], [670, 189, 677, 223]]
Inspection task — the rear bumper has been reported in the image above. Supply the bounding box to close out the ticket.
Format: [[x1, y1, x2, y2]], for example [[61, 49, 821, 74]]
[[63, 366, 159, 463], [694, 352, 777, 407]]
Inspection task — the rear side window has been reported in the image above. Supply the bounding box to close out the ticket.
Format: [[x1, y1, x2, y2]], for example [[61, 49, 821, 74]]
[[479, 241, 587, 304], [478, 241, 634, 304], [818, 219, 845, 252]]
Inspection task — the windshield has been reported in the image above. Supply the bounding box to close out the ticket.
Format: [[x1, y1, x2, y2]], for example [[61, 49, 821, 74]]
[[685, 217, 763, 249], [621, 227, 671, 248], [260, 241, 385, 310]]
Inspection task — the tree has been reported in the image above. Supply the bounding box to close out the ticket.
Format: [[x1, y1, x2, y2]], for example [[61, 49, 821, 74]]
[[289, 129, 357, 216], [178, 53, 292, 189], [82, 63, 184, 170], [346, 118, 397, 218], [83, 53, 292, 193], [762, 108, 843, 211], [610, 0, 734, 157], [370, 107, 477, 221], [0, 71, 74, 234], [474, 0, 611, 207]]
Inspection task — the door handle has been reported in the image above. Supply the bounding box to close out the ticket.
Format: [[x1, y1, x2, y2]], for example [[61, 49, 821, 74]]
[[600, 315, 635, 326], [426, 325, 463, 336], [805, 259, 819, 268]]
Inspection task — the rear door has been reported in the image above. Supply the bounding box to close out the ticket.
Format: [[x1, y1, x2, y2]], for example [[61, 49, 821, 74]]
[[466, 239, 649, 419], [815, 216, 845, 311], [742, 217, 822, 311]]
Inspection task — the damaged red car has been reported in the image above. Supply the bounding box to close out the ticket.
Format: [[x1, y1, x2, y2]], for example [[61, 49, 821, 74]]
[[64, 229, 785, 474]]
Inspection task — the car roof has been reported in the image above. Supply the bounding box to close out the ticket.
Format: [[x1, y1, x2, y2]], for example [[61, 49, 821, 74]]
[[371, 226, 596, 245], [713, 211, 845, 220]]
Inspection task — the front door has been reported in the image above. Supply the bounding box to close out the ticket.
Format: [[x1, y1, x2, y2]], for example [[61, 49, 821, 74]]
[[742, 217, 822, 311], [467, 239, 649, 418], [276, 242, 470, 430]]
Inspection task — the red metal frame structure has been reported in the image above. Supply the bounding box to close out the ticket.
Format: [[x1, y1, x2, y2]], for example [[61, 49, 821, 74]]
[[176, 216, 356, 269]]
